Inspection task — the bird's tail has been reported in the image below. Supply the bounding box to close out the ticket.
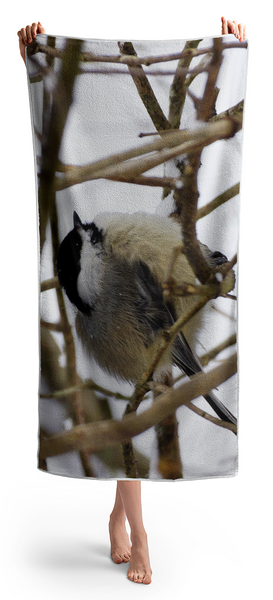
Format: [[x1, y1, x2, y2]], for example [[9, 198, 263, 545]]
[[170, 319, 237, 433], [203, 391, 237, 426]]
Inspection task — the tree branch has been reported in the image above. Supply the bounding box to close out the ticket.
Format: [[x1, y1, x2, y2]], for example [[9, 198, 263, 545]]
[[54, 117, 240, 192], [168, 39, 202, 129], [38, 37, 83, 252], [28, 40, 247, 66], [118, 41, 172, 133], [197, 183, 240, 220], [39, 353, 237, 460], [185, 401, 237, 432], [172, 38, 239, 285]]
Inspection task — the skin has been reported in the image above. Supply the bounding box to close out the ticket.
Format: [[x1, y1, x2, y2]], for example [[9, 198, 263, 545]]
[[18, 17, 246, 585], [221, 16, 246, 41]]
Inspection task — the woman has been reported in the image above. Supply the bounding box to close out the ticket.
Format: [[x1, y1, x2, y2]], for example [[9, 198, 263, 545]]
[[17, 17, 246, 585]]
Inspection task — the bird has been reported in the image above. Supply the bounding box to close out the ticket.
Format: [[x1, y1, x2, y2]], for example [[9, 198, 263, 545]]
[[57, 210, 237, 431]]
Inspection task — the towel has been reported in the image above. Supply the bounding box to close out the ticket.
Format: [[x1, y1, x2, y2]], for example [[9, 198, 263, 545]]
[[26, 33, 248, 480]]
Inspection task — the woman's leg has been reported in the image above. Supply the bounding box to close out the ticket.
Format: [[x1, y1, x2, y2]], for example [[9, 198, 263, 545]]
[[109, 484, 131, 564], [116, 481, 152, 584]]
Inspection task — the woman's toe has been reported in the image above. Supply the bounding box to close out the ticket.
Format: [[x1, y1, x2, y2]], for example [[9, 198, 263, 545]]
[[111, 552, 123, 564]]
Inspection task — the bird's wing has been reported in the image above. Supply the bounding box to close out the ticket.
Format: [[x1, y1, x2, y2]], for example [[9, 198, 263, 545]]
[[135, 262, 237, 429], [134, 260, 173, 339]]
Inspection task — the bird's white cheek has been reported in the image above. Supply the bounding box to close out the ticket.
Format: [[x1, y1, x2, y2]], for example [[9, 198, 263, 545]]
[[77, 253, 103, 308]]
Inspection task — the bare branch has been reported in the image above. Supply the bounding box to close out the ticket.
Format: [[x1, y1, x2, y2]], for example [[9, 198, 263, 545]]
[[153, 371, 183, 479], [172, 39, 240, 285], [118, 41, 171, 133], [41, 276, 59, 292], [41, 379, 132, 401], [185, 402, 236, 432], [39, 353, 237, 459], [197, 38, 224, 121], [38, 38, 83, 252], [55, 117, 240, 192], [28, 40, 247, 66], [168, 39, 202, 129], [77, 64, 211, 77], [197, 183, 240, 220], [40, 320, 63, 332]]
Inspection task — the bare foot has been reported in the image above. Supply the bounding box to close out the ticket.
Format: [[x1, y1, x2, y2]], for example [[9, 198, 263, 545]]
[[127, 532, 152, 584], [109, 515, 131, 564]]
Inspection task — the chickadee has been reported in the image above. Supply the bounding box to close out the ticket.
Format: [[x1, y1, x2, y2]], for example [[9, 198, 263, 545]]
[[57, 210, 237, 429]]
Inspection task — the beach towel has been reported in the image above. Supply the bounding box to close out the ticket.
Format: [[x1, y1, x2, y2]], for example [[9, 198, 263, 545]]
[[26, 33, 248, 480]]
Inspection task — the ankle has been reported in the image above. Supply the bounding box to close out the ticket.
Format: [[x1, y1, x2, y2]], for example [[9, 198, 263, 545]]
[[109, 511, 126, 525], [130, 527, 147, 543]]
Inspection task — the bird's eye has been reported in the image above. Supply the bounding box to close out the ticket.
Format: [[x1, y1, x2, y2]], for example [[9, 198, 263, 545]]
[[89, 223, 103, 246]]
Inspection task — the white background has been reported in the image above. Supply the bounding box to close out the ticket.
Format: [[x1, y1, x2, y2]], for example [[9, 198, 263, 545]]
[[1, 1, 272, 598]]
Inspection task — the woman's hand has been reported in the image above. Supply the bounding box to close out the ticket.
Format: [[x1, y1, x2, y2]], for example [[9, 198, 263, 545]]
[[221, 17, 246, 41], [17, 22, 46, 65]]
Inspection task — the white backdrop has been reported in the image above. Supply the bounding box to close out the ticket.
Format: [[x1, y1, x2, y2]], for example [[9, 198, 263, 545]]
[[1, 1, 271, 598]]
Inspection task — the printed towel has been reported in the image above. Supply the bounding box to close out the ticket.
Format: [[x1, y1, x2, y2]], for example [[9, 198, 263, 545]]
[[26, 33, 248, 480]]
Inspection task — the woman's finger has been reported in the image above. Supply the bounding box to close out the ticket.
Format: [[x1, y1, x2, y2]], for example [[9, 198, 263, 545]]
[[233, 20, 239, 39], [38, 22, 46, 34], [20, 27, 27, 45], [26, 24, 32, 43], [221, 17, 228, 35], [238, 23, 245, 41], [227, 19, 237, 35], [31, 22, 38, 39]]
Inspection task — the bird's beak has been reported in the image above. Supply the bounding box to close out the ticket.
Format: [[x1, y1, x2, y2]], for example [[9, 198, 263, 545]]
[[73, 211, 82, 229]]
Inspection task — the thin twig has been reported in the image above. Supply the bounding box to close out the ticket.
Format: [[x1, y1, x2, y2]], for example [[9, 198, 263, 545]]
[[185, 401, 236, 431], [139, 99, 244, 138], [40, 320, 63, 332], [173, 333, 237, 383], [197, 183, 240, 220], [77, 64, 211, 77], [41, 276, 59, 292], [41, 379, 132, 401]]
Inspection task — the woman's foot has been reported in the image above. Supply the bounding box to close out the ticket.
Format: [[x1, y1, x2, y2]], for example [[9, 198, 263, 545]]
[[127, 531, 152, 584], [109, 514, 131, 564]]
